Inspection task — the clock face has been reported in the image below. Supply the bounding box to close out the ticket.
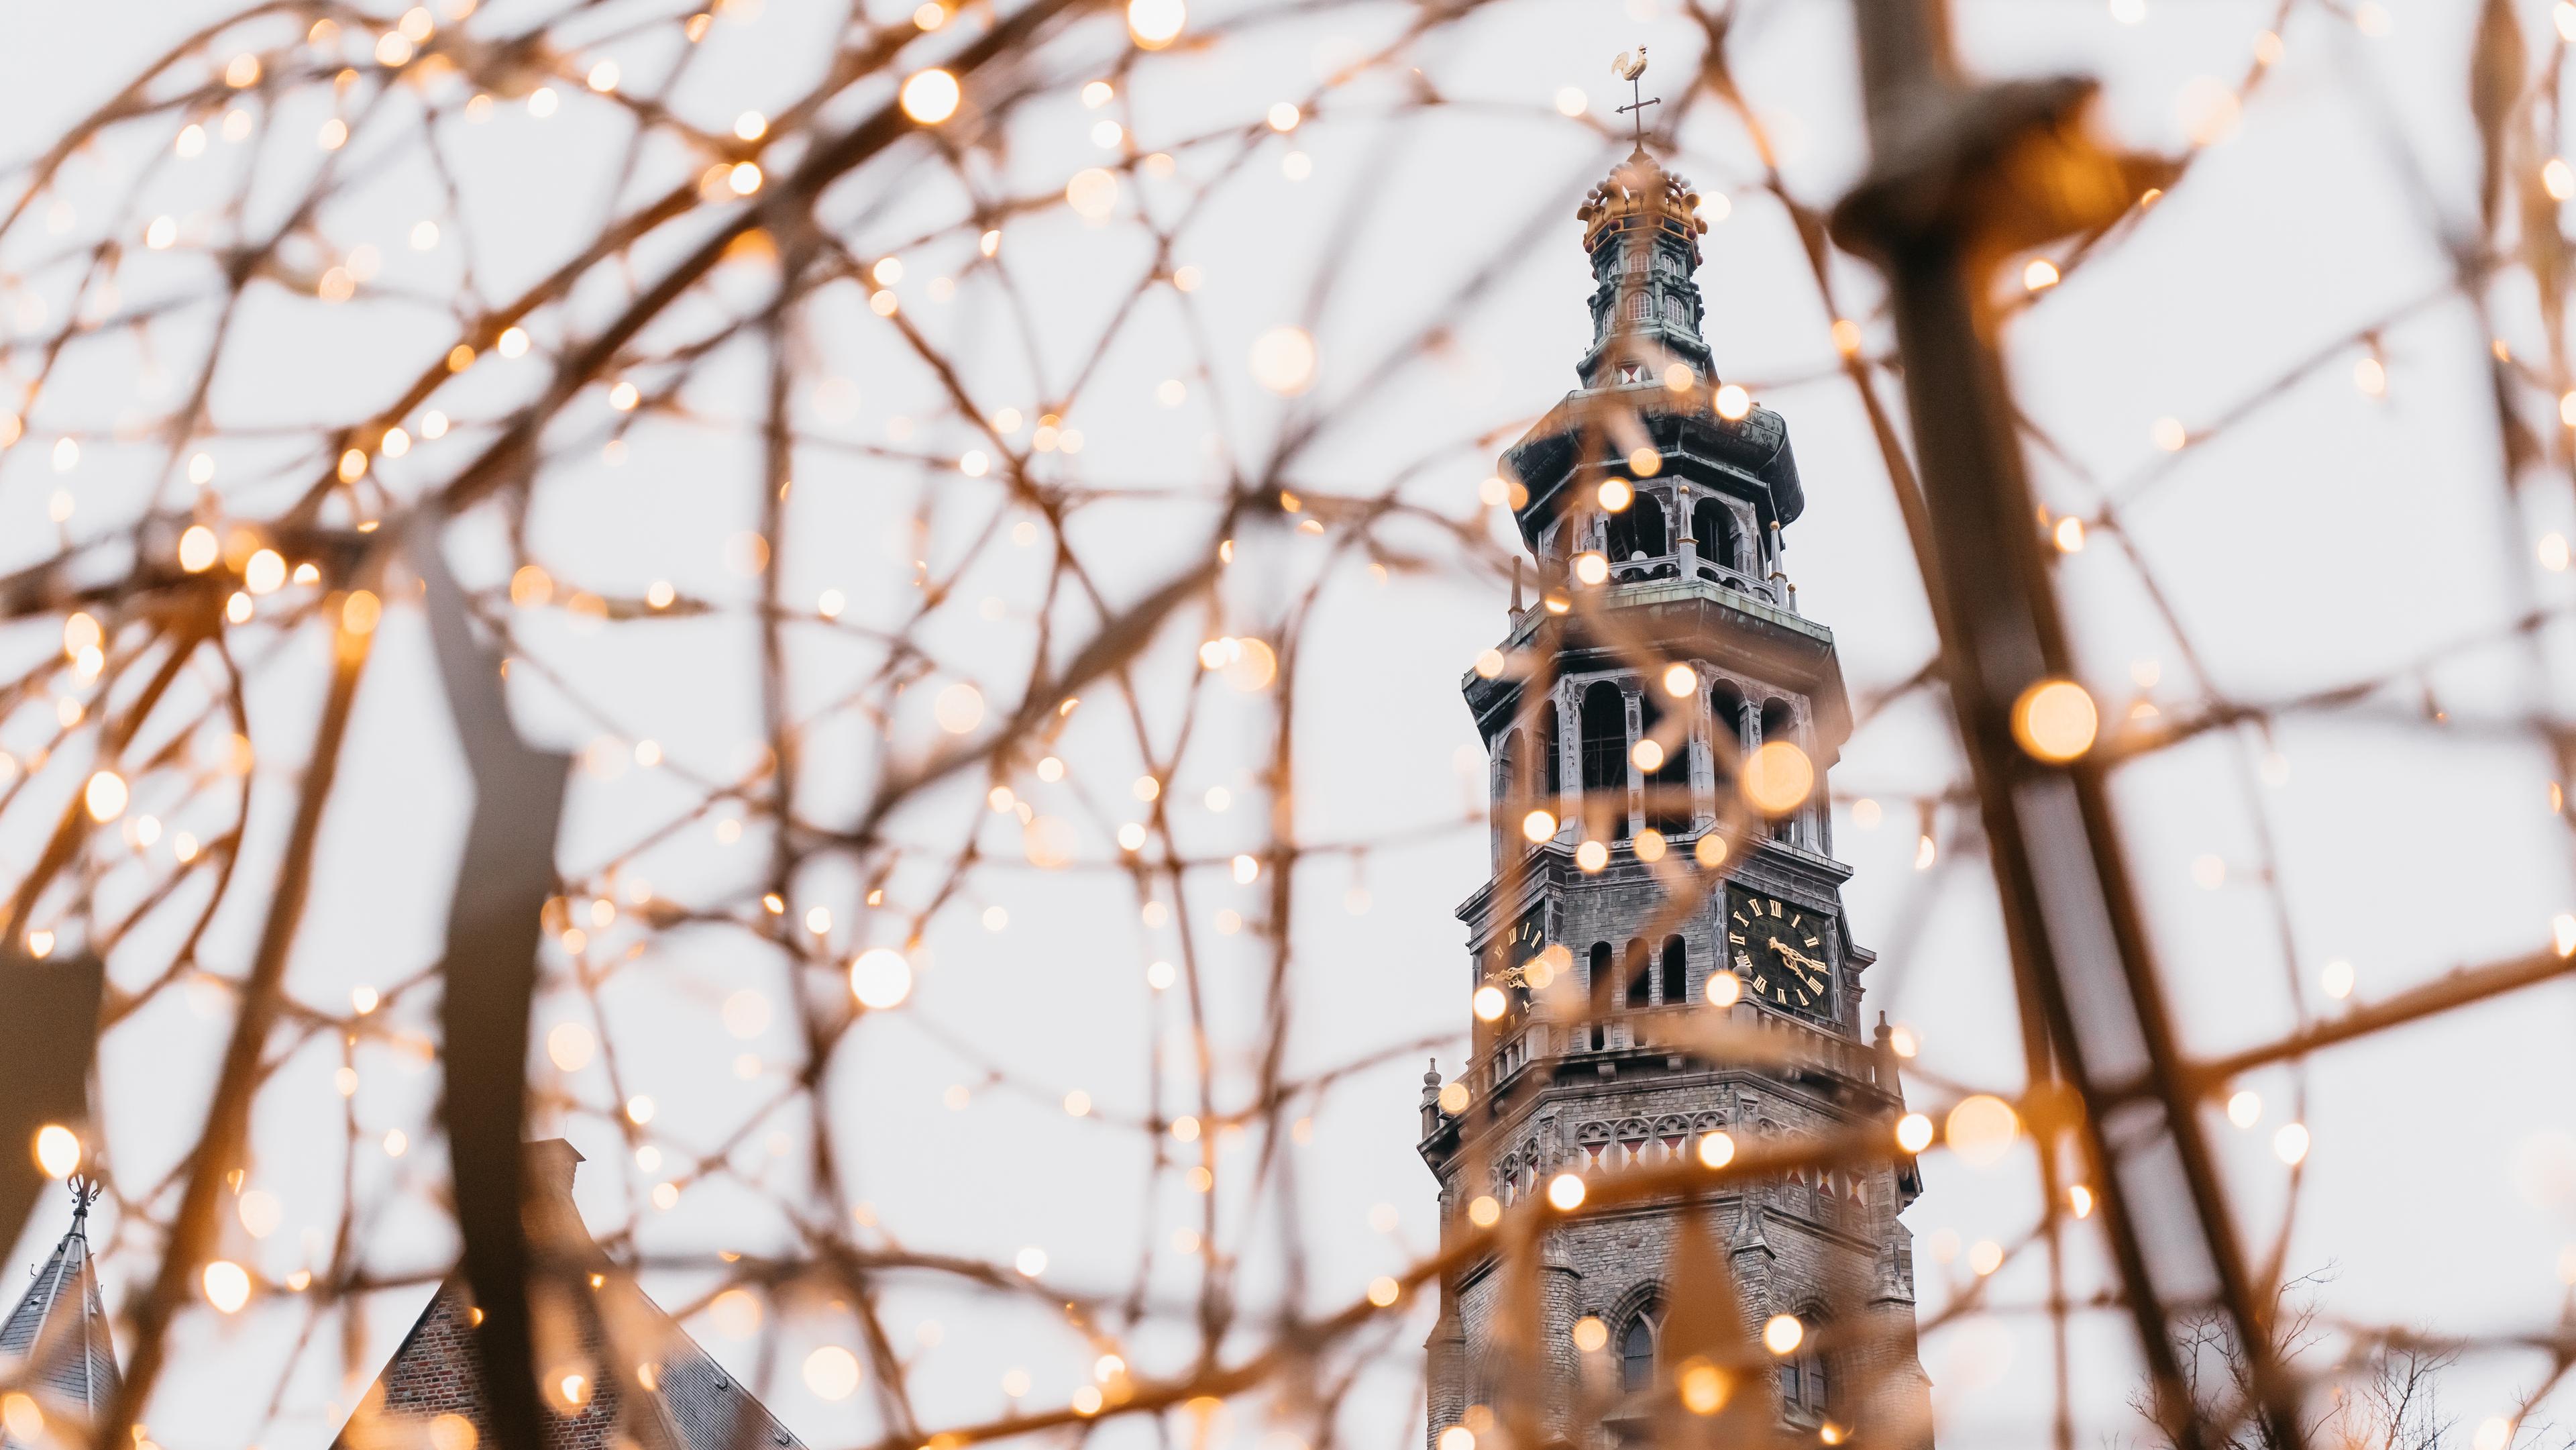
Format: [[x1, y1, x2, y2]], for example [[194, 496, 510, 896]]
[[1483, 907, 1548, 981], [1727, 891, 1832, 1019]]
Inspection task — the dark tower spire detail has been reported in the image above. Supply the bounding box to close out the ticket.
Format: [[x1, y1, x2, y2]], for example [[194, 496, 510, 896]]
[[1574, 148, 1713, 389]]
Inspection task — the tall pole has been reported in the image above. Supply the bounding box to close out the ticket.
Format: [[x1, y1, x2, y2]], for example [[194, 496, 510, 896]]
[[1828, 3, 2304, 1449]]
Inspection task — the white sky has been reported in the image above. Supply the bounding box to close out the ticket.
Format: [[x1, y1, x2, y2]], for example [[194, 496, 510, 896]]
[[3, 1, 2574, 1448]]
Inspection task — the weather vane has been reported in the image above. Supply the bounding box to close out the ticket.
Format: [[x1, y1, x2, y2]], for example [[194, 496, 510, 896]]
[[1611, 47, 1658, 148]]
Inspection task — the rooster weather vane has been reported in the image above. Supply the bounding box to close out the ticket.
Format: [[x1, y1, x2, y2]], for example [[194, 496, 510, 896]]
[[1611, 47, 1659, 148]]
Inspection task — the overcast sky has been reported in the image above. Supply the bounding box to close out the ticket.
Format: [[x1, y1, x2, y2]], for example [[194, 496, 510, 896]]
[[3, 1, 2573, 1447]]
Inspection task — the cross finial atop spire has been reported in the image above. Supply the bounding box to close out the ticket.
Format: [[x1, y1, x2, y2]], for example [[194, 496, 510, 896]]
[[1611, 46, 1660, 149]]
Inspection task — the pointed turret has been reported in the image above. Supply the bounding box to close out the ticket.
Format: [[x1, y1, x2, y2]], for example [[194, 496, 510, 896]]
[[1573, 146, 1714, 389], [0, 1178, 121, 1447]]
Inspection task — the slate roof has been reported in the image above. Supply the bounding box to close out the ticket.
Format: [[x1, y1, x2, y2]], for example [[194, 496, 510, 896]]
[[333, 1143, 808, 1450], [0, 1182, 120, 1449]]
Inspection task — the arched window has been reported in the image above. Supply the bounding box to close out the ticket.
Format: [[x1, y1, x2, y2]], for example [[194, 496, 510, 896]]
[[1780, 1343, 1831, 1415], [1534, 703, 1560, 798], [1579, 682, 1628, 807], [1660, 936, 1686, 1004], [1760, 697, 1798, 747], [1693, 499, 1737, 572], [1709, 682, 1749, 793], [1620, 1316, 1656, 1392], [1588, 942, 1615, 1049], [1760, 699, 1801, 843], [1607, 495, 1669, 564], [1635, 690, 1692, 837], [1623, 938, 1650, 1010]]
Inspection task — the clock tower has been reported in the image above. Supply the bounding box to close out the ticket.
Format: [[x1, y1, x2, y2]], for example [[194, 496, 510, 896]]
[[1419, 144, 1935, 1450]]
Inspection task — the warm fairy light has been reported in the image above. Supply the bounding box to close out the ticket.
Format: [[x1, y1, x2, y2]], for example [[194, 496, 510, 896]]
[[1555, 87, 1587, 117], [2555, 913, 2576, 957], [1894, 1112, 1933, 1153], [2273, 1122, 2310, 1165], [1014, 1246, 1048, 1276], [2023, 258, 2059, 291], [2069, 1184, 2095, 1218], [1762, 1314, 1803, 1355], [1596, 477, 1632, 512], [350, 984, 379, 1015], [1521, 809, 1557, 842], [244, 549, 286, 594], [1945, 1095, 2019, 1165], [52, 437, 78, 472], [32, 1125, 80, 1178], [1545, 1172, 1585, 1210], [1473, 648, 1507, 679], [26, 931, 52, 959], [1678, 1359, 1729, 1415], [528, 87, 559, 117], [175, 525, 223, 574], [1082, 81, 1115, 108], [1126, 0, 1185, 48], [849, 947, 912, 1008], [1630, 739, 1664, 772], [2476, 1419, 2516, 1450], [1366, 1276, 1401, 1306], [2151, 416, 2188, 450], [2224, 1088, 2261, 1128], [341, 590, 382, 635], [1969, 1239, 2004, 1276], [1663, 363, 1694, 392], [1067, 168, 1118, 219], [1268, 102, 1301, 132], [1696, 1131, 1735, 1168], [1741, 741, 1813, 815], [1250, 325, 1318, 395], [85, 771, 128, 822], [1915, 834, 1937, 869], [547, 1021, 596, 1072], [2353, 355, 2387, 396], [1574, 840, 1608, 872], [1627, 447, 1661, 476], [803, 1345, 860, 1401], [1890, 1024, 1920, 1057], [1437, 1429, 1475, 1450], [2011, 679, 2098, 762], [934, 682, 984, 733], [1633, 829, 1666, 862], [1572, 552, 1609, 585], [2320, 958, 2355, 998], [1694, 833, 1728, 868], [900, 68, 962, 125], [1661, 663, 1695, 696], [1714, 383, 1751, 419], [2053, 516, 2086, 553], [1, 1394, 40, 1444], [1438, 1081, 1468, 1113], [1572, 1316, 1608, 1352], [1467, 1195, 1501, 1227], [1704, 970, 1741, 1007], [203, 1261, 252, 1314], [1472, 985, 1509, 1021], [1232, 852, 1260, 883]]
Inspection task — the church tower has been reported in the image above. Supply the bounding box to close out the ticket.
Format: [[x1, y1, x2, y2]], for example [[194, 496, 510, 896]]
[[1420, 143, 1935, 1450]]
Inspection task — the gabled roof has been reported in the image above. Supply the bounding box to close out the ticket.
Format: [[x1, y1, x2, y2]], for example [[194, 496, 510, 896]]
[[0, 1179, 120, 1448], [333, 1143, 807, 1450]]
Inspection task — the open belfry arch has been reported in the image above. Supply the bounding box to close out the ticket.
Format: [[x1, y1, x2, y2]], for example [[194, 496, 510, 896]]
[[1420, 78, 1936, 1450]]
